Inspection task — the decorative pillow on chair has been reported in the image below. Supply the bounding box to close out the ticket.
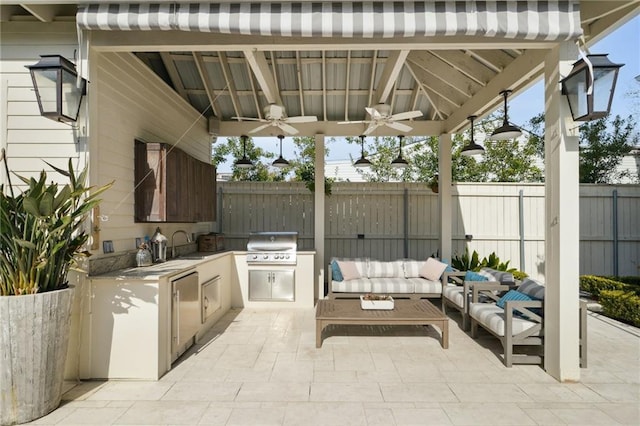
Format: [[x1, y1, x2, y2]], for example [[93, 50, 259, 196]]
[[330, 260, 344, 282], [441, 259, 455, 273], [337, 260, 361, 281], [464, 271, 488, 282], [497, 289, 533, 309], [419, 258, 448, 281]]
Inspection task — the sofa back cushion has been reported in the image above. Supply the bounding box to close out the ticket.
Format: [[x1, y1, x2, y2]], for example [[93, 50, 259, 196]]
[[331, 258, 369, 279], [368, 260, 404, 278], [420, 258, 448, 281], [518, 278, 545, 300], [403, 260, 424, 278]]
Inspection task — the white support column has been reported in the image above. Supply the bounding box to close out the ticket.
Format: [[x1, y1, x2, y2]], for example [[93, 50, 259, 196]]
[[544, 42, 581, 381], [314, 134, 325, 301], [438, 134, 453, 262]]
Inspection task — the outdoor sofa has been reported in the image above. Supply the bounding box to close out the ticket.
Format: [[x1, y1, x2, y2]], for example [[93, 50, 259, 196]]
[[327, 257, 451, 300], [468, 277, 588, 367]]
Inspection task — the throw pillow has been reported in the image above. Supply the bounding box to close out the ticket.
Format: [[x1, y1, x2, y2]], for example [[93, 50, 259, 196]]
[[441, 259, 455, 273], [464, 271, 488, 282], [419, 257, 448, 281], [337, 260, 361, 281], [497, 289, 533, 309], [331, 259, 344, 282]]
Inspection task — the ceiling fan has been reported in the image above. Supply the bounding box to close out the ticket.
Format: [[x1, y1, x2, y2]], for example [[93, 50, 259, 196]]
[[232, 104, 317, 135], [339, 103, 423, 135]]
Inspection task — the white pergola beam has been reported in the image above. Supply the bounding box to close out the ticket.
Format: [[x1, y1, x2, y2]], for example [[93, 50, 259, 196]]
[[193, 52, 221, 118], [243, 49, 282, 106], [373, 49, 410, 104], [159, 52, 189, 102], [407, 51, 482, 98], [20, 4, 56, 22]]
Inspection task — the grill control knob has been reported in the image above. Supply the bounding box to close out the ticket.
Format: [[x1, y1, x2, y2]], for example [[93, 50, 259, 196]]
[[263, 254, 269, 259]]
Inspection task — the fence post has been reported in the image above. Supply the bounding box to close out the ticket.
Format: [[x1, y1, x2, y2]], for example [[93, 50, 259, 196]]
[[613, 189, 619, 277], [519, 189, 525, 273]]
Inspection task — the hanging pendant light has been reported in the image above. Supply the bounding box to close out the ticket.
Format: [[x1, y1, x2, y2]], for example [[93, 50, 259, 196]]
[[354, 135, 371, 167], [391, 135, 408, 169], [272, 134, 290, 168], [461, 115, 484, 156], [235, 135, 254, 169], [489, 89, 522, 140]]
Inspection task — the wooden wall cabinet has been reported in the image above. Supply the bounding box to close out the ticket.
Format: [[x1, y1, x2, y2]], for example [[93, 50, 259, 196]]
[[135, 140, 216, 223]]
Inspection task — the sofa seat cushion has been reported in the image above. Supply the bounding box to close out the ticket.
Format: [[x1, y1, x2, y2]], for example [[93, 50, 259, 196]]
[[411, 278, 442, 294], [469, 303, 541, 337], [443, 285, 465, 308], [369, 277, 415, 293], [331, 278, 372, 293]]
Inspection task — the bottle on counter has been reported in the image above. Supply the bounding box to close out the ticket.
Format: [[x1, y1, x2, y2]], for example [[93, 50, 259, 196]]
[[136, 243, 153, 267]]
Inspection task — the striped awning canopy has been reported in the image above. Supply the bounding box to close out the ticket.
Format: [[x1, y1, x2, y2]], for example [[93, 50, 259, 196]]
[[77, 1, 583, 41]]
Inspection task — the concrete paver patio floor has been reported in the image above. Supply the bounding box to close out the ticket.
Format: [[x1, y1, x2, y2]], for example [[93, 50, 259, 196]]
[[28, 307, 639, 425]]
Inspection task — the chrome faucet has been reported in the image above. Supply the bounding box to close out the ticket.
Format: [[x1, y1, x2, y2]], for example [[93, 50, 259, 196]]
[[171, 230, 192, 258]]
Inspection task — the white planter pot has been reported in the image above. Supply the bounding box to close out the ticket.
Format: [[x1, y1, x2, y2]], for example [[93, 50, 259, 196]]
[[0, 287, 74, 426]]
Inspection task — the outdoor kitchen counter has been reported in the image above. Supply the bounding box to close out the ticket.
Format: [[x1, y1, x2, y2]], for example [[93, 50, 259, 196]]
[[89, 249, 233, 280]]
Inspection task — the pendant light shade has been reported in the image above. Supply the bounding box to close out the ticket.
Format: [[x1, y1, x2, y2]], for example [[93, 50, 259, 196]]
[[354, 135, 371, 167], [461, 115, 484, 156], [391, 135, 408, 169], [490, 90, 522, 140], [272, 134, 290, 168], [235, 135, 254, 169]]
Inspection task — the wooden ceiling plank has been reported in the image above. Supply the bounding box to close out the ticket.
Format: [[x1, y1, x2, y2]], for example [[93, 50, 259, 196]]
[[20, 4, 56, 22], [406, 62, 464, 109], [466, 49, 516, 73], [367, 50, 378, 107], [373, 49, 410, 104], [407, 51, 481, 98], [242, 49, 282, 105], [433, 51, 496, 85], [296, 51, 305, 116], [218, 51, 242, 119], [405, 63, 445, 120], [193, 52, 221, 118], [245, 60, 263, 119], [159, 52, 189, 102]]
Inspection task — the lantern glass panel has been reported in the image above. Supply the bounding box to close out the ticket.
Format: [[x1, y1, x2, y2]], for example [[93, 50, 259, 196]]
[[32, 69, 59, 114], [62, 69, 82, 119], [563, 70, 589, 119], [593, 68, 617, 113]]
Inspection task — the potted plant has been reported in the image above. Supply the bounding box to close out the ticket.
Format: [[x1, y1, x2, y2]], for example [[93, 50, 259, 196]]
[[0, 149, 112, 425]]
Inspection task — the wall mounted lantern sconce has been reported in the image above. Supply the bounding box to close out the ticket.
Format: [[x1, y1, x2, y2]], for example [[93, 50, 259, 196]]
[[272, 134, 290, 168], [561, 53, 623, 121], [490, 89, 522, 140], [354, 135, 371, 168], [26, 55, 87, 124], [391, 135, 408, 169], [460, 115, 484, 156], [235, 135, 254, 169]]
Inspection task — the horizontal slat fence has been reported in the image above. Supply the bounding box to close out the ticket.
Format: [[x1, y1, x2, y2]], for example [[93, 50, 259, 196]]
[[218, 182, 640, 279]]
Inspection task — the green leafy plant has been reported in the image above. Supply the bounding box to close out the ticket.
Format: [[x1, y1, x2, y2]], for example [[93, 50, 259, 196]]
[[579, 275, 639, 298], [0, 151, 112, 296], [451, 249, 518, 273]]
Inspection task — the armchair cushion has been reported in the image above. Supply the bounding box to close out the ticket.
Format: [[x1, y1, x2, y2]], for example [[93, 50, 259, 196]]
[[420, 258, 448, 281], [478, 267, 515, 283], [469, 303, 542, 337], [465, 271, 488, 282]]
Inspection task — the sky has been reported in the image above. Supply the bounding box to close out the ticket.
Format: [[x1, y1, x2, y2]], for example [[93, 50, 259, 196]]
[[216, 15, 640, 173]]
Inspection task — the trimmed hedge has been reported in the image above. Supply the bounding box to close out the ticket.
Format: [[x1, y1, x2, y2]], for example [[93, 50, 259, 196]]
[[598, 290, 640, 328], [606, 276, 640, 287], [579, 275, 640, 297]]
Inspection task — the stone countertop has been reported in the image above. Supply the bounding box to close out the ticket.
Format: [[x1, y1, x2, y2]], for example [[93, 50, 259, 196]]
[[89, 250, 317, 281], [90, 250, 232, 281]]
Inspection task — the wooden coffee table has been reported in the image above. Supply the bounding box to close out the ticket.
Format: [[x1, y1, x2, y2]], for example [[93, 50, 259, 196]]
[[316, 298, 448, 348]]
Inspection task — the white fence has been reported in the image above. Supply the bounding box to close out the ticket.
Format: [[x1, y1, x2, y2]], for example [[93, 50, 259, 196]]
[[217, 182, 640, 279]]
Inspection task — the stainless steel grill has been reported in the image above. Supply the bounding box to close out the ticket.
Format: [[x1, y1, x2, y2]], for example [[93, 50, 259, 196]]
[[246, 231, 298, 265]]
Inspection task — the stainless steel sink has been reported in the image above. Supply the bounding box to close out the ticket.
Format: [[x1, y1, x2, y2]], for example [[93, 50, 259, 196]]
[[176, 252, 218, 260]]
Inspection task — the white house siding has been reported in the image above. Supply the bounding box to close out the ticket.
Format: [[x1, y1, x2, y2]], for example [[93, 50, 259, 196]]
[[0, 22, 84, 186], [90, 51, 214, 255]]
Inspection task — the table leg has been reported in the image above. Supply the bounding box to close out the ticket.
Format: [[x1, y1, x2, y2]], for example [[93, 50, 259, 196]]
[[441, 320, 449, 349], [316, 320, 322, 348]]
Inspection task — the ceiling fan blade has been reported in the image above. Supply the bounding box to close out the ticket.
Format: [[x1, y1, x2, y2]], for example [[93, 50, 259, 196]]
[[390, 110, 423, 121], [363, 122, 380, 135], [385, 121, 413, 132], [365, 107, 383, 120], [232, 116, 267, 122], [284, 116, 318, 123], [248, 123, 273, 133], [277, 122, 300, 135]]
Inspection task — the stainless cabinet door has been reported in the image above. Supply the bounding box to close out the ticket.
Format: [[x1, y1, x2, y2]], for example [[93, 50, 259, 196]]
[[272, 270, 295, 301], [172, 272, 199, 361], [249, 270, 272, 300]]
